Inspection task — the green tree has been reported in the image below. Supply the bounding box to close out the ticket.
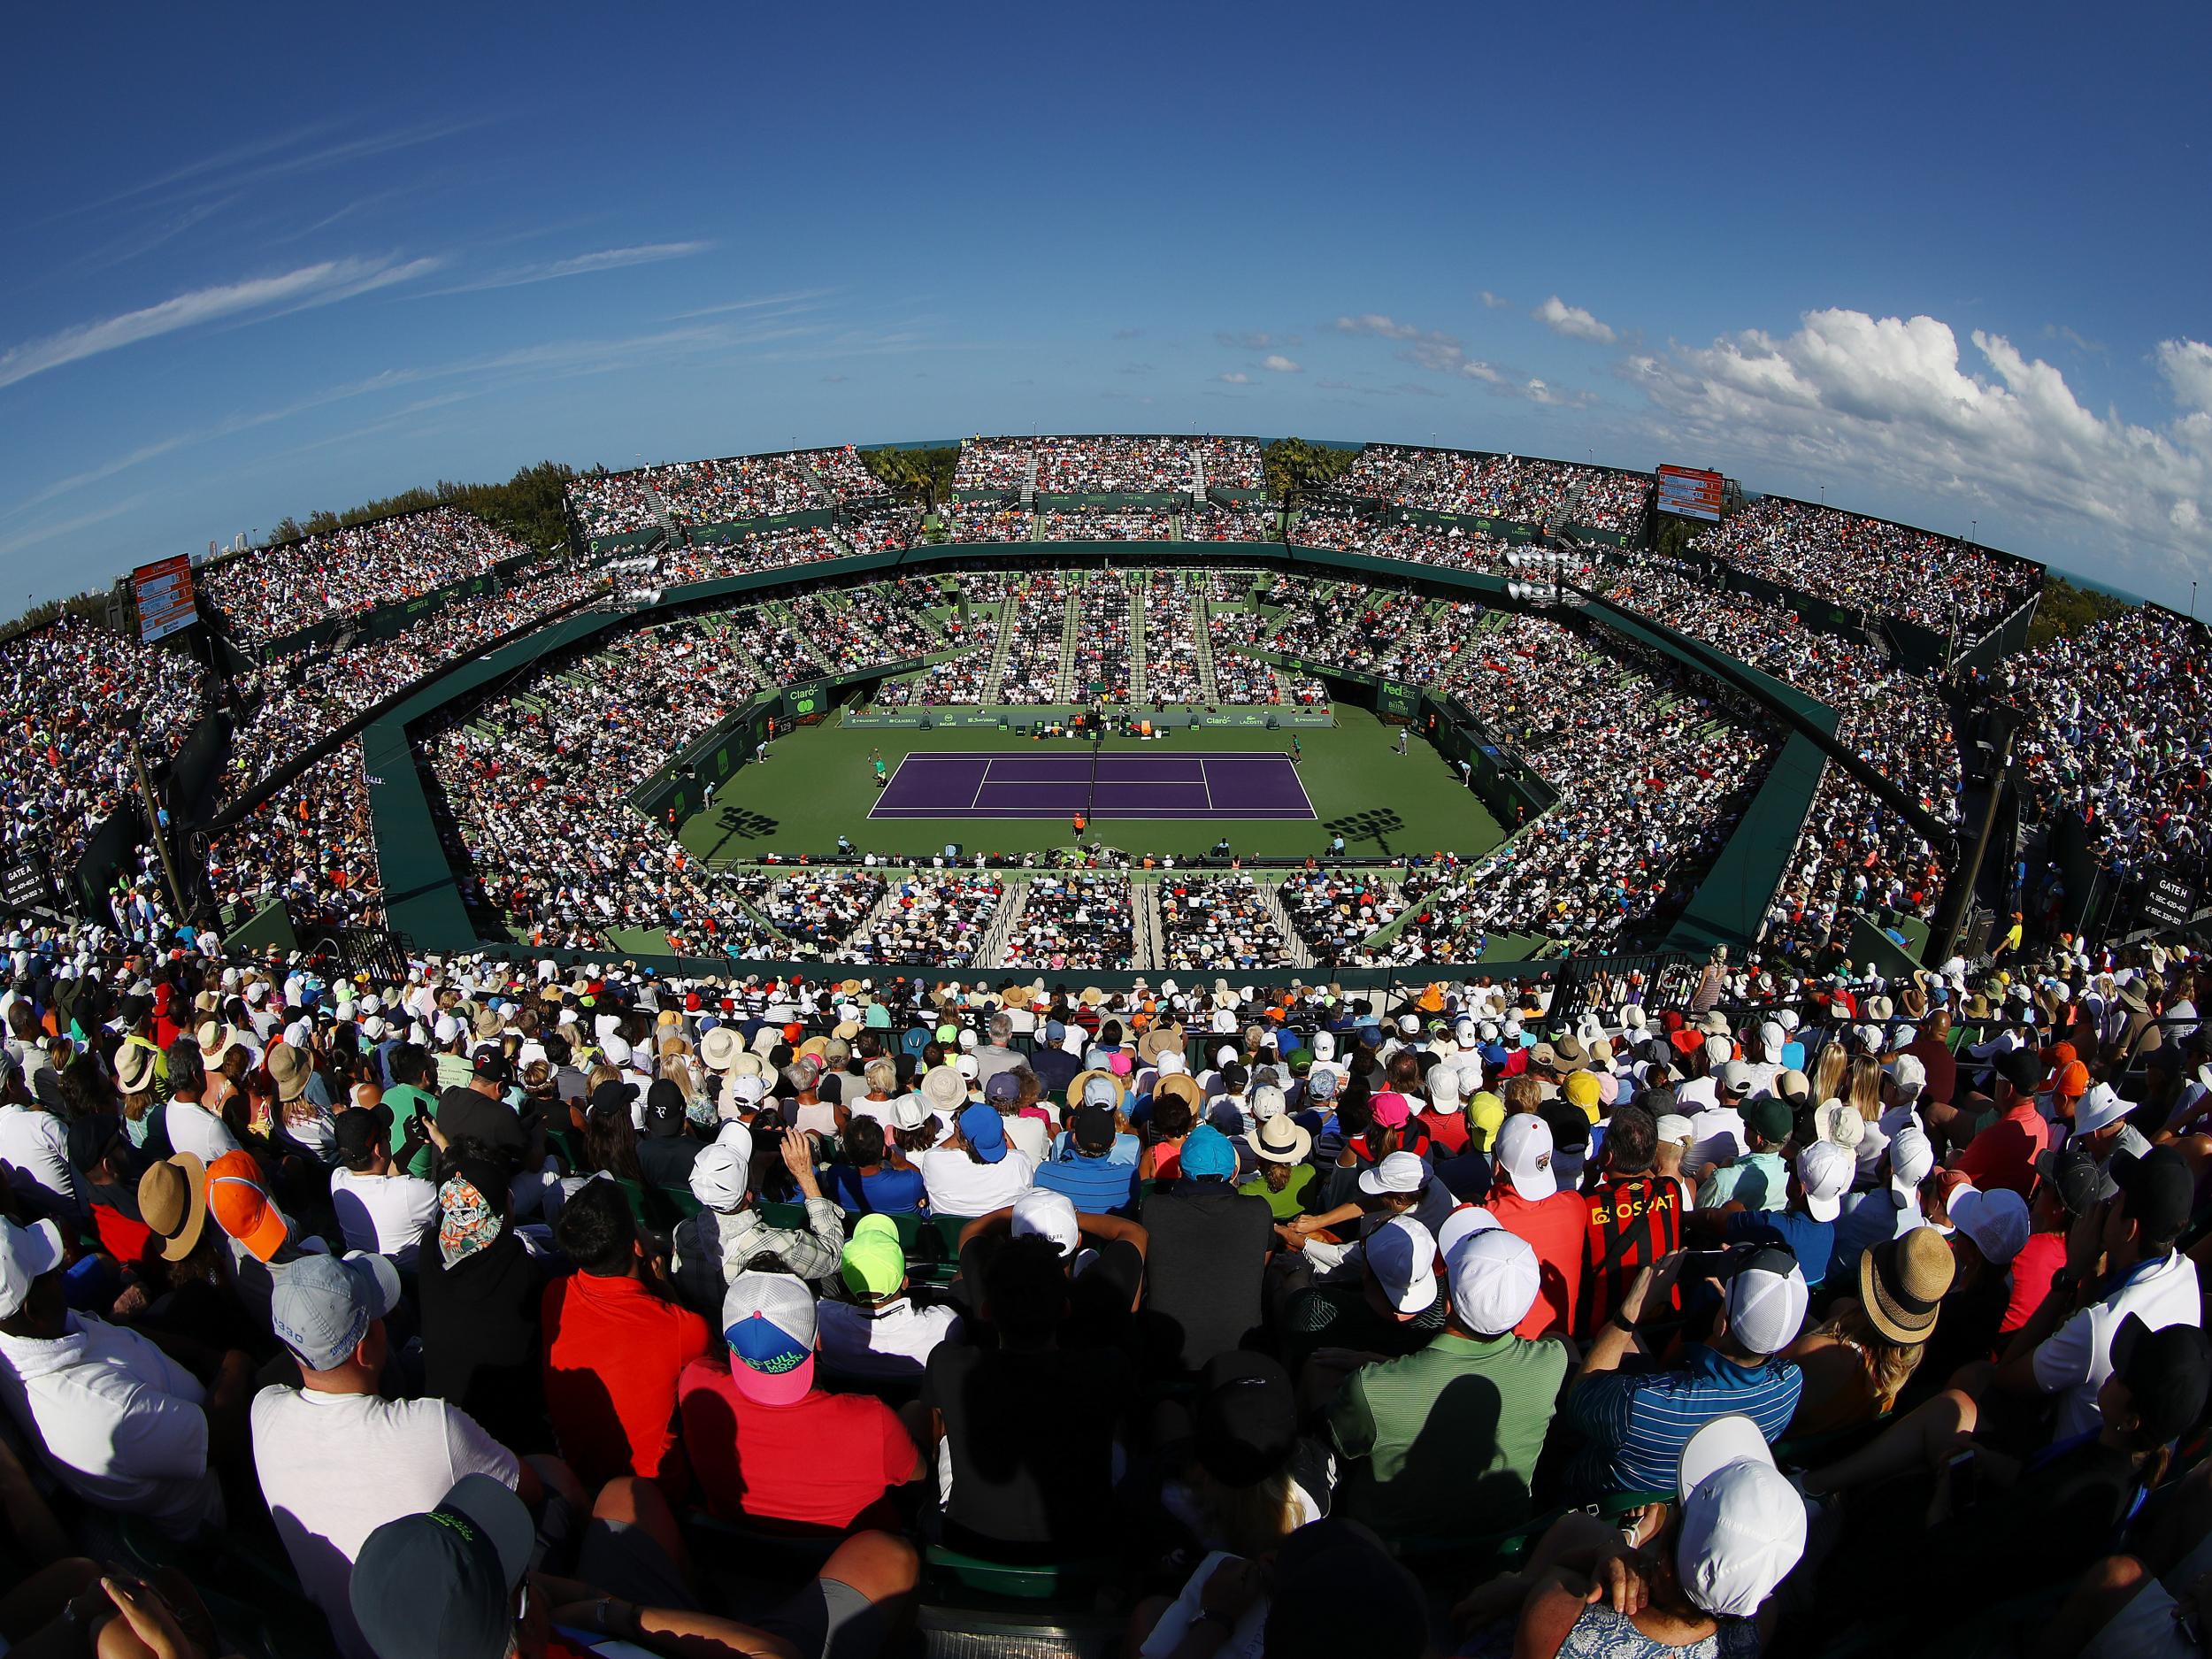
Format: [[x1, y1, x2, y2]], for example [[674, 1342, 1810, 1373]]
[[1261, 438, 1357, 503], [2026, 572, 2125, 649], [862, 446, 957, 511]]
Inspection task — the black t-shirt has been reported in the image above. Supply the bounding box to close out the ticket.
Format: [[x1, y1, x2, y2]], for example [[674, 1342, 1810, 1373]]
[[1280, 1279, 1448, 1371], [636, 1133, 703, 1191], [924, 1342, 1132, 1559], [1137, 1182, 1274, 1376], [437, 1085, 528, 1162], [954, 1235, 1143, 1354]]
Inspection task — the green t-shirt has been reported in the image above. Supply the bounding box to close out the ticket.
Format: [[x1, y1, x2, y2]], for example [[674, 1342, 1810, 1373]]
[[1238, 1164, 1317, 1221], [1327, 1330, 1568, 1538], [384, 1083, 440, 1179]]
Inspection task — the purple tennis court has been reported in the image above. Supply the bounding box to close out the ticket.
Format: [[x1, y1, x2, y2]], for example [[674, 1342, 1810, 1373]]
[[869, 750, 1316, 820]]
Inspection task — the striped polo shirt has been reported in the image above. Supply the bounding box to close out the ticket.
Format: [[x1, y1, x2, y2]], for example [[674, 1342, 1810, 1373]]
[[1566, 1344, 1803, 1496], [1033, 1150, 1141, 1216]]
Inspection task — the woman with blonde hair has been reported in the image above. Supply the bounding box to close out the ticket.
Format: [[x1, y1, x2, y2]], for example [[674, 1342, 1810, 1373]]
[[1784, 1227, 1952, 1434], [1809, 1039, 1850, 1111]]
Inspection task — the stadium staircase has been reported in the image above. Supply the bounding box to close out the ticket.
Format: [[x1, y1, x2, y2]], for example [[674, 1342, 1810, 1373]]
[[1193, 593, 1221, 703], [640, 480, 680, 541], [1191, 447, 1206, 502], [980, 596, 1018, 695], [1132, 881, 1165, 970], [1019, 449, 1039, 510], [971, 876, 1030, 968], [795, 455, 839, 509], [1128, 583, 1148, 702], [1053, 591, 1079, 703], [1256, 879, 1316, 969], [848, 884, 902, 949]]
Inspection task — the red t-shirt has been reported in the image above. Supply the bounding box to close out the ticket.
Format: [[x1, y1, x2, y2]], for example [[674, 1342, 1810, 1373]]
[[541, 1273, 712, 1493], [2002, 1231, 2068, 1333], [1416, 1110, 1471, 1156], [676, 1358, 915, 1528], [1485, 1185, 1587, 1339], [1952, 1102, 2048, 1200]]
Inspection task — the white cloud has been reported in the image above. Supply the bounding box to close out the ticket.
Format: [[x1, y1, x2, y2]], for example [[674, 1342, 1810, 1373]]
[[1533, 296, 1617, 344], [1217, 371, 1251, 385], [1334, 313, 1437, 343], [2161, 339, 2212, 414], [0, 257, 436, 390], [1336, 311, 1567, 401], [1479, 290, 1513, 310], [429, 241, 710, 296], [1624, 307, 2212, 601], [1262, 354, 1302, 373]]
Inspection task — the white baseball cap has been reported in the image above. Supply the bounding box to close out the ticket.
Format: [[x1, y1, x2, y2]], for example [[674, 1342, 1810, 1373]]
[[1887, 1125, 1934, 1194], [1948, 1183, 2031, 1266], [1494, 1112, 1557, 1199], [0, 1217, 62, 1319], [1358, 1149, 1428, 1198], [1724, 1251, 1809, 1356], [1436, 1203, 1501, 1261], [1363, 1216, 1439, 1314], [1675, 1415, 1807, 1618], [602, 1034, 632, 1068], [1446, 1227, 1540, 1337], [1793, 1141, 1853, 1223], [1011, 1188, 1080, 1258]]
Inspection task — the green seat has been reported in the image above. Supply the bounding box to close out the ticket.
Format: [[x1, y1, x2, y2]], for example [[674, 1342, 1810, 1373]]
[[660, 1185, 703, 1219], [758, 1199, 810, 1231], [925, 1544, 1114, 1602], [1384, 1506, 1559, 1570], [544, 1126, 582, 1173]]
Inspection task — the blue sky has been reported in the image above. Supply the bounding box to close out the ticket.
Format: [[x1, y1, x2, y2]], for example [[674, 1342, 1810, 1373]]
[[3, 4, 2208, 611]]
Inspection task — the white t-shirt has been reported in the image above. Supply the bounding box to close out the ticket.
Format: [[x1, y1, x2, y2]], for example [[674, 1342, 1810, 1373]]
[[0, 1314, 219, 1536], [817, 1297, 961, 1379], [2033, 1248, 2203, 1440], [165, 1097, 242, 1164], [1002, 1113, 1050, 1165], [0, 1104, 85, 1214], [251, 1386, 520, 1659], [915, 1145, 1036, 1217], [327, 1168, 440, 1268]]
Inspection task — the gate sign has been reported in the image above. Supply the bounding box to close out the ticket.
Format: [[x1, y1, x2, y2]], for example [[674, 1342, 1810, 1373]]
[[0, 855, 57, 914], [132, 554, 198, 641], [2144, 876, 2199, 931]]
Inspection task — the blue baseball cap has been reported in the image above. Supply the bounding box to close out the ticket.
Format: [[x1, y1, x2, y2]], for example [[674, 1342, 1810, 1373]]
[[721, 1271, 818, 1405], [959, 1102, 1009, 1163], [1181, 1124, 1239, 1180]]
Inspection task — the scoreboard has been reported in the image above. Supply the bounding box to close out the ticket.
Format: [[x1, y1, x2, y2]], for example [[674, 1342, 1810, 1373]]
[[1655, 465, 1725, 523], [131, 554, 199, 642]]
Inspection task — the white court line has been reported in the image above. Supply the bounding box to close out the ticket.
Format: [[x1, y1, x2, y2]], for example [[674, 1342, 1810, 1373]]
[[969, 758, 992, 810], [1202, 761, 1214, 810]]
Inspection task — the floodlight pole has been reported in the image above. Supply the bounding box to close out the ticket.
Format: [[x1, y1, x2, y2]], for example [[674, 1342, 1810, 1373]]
[[131, 737, 190, 926]]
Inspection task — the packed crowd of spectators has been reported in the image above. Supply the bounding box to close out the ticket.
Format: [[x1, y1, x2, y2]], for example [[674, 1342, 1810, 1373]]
[[718, 868, 888, 956], [636, 453, 824, 528], [0, 916, 2200, 1659], [204, 738, 385, 935], [1379, 616, 1780, 956], [843, 872, 1006, 965], [1033, 434, 1193, 495], [1183, 503, 1279, 542], [837, 506, 917, 556], [0, 616, 206, 870], [1594, 553, 1963, 962], [1287, 506, 1380, 550], [1196, 434, 1266, 492], [1037, 508, 1175, 541], [1156, 872, 1293, 971], [1276, 864, 1406, 960], [566, 468, 658, 539], [650, 526, 849, 587], [1139, 570, 1205, 703], [219, 564, 603, 805], [1999, 603, 2210, 918], [799, 445, 887, 503], [1338, 446, 1654, 534], [942, 503, 1034, 543], [995, 572, 1069, 704], [996, 868, 1135, 968], [1071, 573, 1135, 701], [202, 507, 537, 647], [1692, 497, 2043, 636]]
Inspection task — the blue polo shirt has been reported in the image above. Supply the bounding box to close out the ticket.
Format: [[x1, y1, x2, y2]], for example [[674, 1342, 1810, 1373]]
[[1033, 1149, 1141, 1216], [1566, 1344, 1803, 1496], [1724, 1207, 1837, 1288]]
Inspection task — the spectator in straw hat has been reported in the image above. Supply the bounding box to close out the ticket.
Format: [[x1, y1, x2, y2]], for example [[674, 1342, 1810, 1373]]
[[1782, 1226, 1954, 1434]]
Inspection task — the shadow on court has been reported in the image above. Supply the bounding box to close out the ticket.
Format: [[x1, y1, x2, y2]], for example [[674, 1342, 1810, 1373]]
[[702, 803, 781, 864], [1324, 807, 1405, 856]]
